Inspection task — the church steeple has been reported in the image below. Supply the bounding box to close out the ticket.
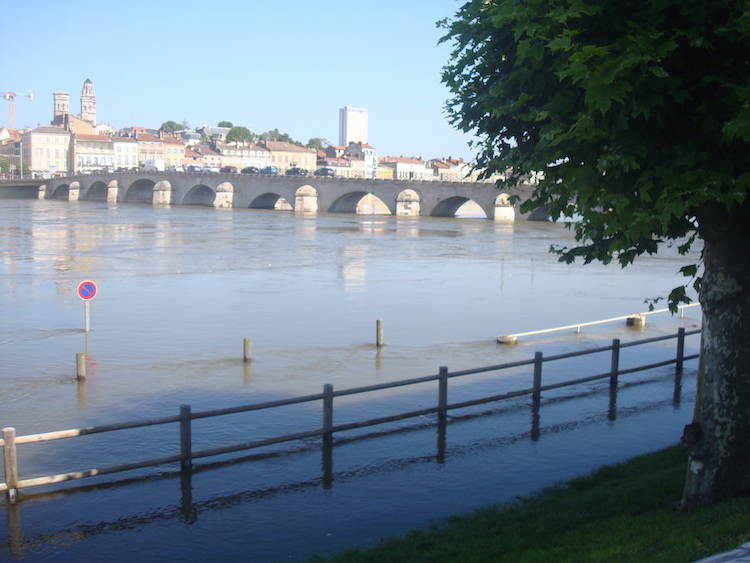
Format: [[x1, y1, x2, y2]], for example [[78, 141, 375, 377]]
[[79, 78, 96, 125]]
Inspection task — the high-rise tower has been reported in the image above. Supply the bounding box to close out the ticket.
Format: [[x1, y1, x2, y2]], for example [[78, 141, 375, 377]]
[[79, 78, 96, 125], [338, 106, 368, 146]]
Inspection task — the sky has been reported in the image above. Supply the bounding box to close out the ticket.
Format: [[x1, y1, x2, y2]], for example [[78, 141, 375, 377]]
[[1, 0, 478, 161]]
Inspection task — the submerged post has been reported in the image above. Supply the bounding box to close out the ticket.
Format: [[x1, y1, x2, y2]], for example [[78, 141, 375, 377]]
[[438, 366, 448, 420], [2, 427, 19, 503], [179, 405, 192, 471], [76, 352, 86, 381], [243, 338, 252, 363], [676, 327, 686, 373], [532, 352, 543, 400], [610, 339, 621, 387], [376, 319, 384, 347], [323, 384, 334, 445]]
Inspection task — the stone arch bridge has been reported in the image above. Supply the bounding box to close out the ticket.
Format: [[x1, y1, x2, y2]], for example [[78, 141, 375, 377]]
[[34, 172, 549, 220]]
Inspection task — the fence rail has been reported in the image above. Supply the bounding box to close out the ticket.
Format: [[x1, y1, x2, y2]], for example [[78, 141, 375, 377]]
[[1, 327, 700, 503]]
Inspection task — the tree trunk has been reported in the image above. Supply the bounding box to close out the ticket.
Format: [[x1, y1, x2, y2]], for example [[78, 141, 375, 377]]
[[681, 202, 750, 507]]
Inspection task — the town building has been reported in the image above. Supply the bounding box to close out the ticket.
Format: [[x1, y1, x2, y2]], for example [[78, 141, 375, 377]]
[[260, 140, 316, 172], [112, 136, 139, 170], [338, 106, 368, 146], [344, 142, 378, 179], [164, 136, 186, 169], [378, 156, 433, 181], [21, 126, 72, 177], [196, 125, 231, 143], [74, 133, 114, 173], [188, 145, 222, 169], [214, 142, 271, 170]]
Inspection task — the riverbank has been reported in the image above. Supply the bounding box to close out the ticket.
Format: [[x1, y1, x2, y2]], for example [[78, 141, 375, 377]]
[[317, 445, 750, 562]]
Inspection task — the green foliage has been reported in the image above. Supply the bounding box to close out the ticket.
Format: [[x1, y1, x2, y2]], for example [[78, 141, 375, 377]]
[[218, 121, 233, 128], [307, 137, 330, 151], [0, 158, 8, 175], [440, 0, 750, 310], [159, 120, 182, 133], [226, 126, 254, 144], [258, 128, 302, 146]]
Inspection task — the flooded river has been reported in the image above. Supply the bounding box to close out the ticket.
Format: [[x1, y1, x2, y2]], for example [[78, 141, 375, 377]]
[[1, 200, 701, 561]]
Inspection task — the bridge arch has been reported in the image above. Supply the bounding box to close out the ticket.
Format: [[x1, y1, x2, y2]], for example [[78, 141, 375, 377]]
[[51, 183, 70, 200], [249, 193, 292, 210], [125, 179, 157, 204], [527, 202, 551, 221], [328, 191, 391, 215], [183, 184, 216, 207], [431, 196, 484, 218], [85, 180, 109, 202]]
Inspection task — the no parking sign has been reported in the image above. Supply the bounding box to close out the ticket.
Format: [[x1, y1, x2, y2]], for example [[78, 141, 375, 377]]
[[77, 280, 98, 300], [77, 280, 97, 331]]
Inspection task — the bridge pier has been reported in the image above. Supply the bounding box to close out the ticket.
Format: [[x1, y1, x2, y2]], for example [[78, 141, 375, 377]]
[[215, 182, 233, 208], [38, 184, 48, 200], [153, 181, 172, 206], [396, 189, 420, 217], [492, 194, 516, 221], [107, 181, 119, 203], [68, 181, 81, 202], [295, 185, 318, 213]]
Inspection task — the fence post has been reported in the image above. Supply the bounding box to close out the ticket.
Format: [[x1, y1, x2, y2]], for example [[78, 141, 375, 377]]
[[610, 339, 621, 387], [180, 405, 192, 472], [438, 366, 448, 421], [676, 327, 686, 373], [323, 384, 334, 445], [532, 352, 543, 401], [2, 427, 18, 504]]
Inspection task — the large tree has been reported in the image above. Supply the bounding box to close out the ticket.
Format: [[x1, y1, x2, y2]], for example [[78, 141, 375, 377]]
[[441, 0, 750, 507], [160, 120, 182, 133], [226, 126, 254, 144]]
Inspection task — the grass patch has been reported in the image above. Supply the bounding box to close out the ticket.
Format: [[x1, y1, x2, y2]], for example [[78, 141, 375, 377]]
[[315, 445, 750, 562]]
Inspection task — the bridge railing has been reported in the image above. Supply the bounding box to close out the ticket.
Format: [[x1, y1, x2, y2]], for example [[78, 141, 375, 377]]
[[1, 327, 700, 503]]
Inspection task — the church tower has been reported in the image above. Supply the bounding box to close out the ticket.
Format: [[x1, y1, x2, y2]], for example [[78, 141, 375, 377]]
[[79, 78, 96, 125], [53, 91, 70, 118]]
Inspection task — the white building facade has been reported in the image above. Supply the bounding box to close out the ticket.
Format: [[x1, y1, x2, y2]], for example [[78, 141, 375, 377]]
[[338, 106, 368, 146]]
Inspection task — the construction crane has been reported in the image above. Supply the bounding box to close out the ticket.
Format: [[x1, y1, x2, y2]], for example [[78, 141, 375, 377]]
[[2, 90, 33, 132]]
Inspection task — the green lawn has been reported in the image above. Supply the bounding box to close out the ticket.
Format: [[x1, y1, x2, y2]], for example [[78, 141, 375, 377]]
[[315, 445, 750, 562]]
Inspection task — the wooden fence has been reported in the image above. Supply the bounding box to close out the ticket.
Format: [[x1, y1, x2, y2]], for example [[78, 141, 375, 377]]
[[1, 327, 700, 503]]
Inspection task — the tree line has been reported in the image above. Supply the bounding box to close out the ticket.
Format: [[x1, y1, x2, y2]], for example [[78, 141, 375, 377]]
[[159, 120, 330, 151]]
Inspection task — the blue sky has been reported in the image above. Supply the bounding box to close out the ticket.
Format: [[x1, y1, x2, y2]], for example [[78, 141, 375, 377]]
[[2, 0, 477, 161]]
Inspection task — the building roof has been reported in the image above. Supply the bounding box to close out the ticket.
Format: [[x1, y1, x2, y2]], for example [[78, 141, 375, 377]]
[[28, 126, 70, 135], [76, 134, 112, 142], [379, 156, 425, 165], [259, 140, 315, 153]]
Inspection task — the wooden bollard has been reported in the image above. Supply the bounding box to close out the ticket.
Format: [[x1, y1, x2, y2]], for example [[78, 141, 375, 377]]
[[243, 338, 252, 363], [376, 319, 384, 347], [76, 352, 86, 381]]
